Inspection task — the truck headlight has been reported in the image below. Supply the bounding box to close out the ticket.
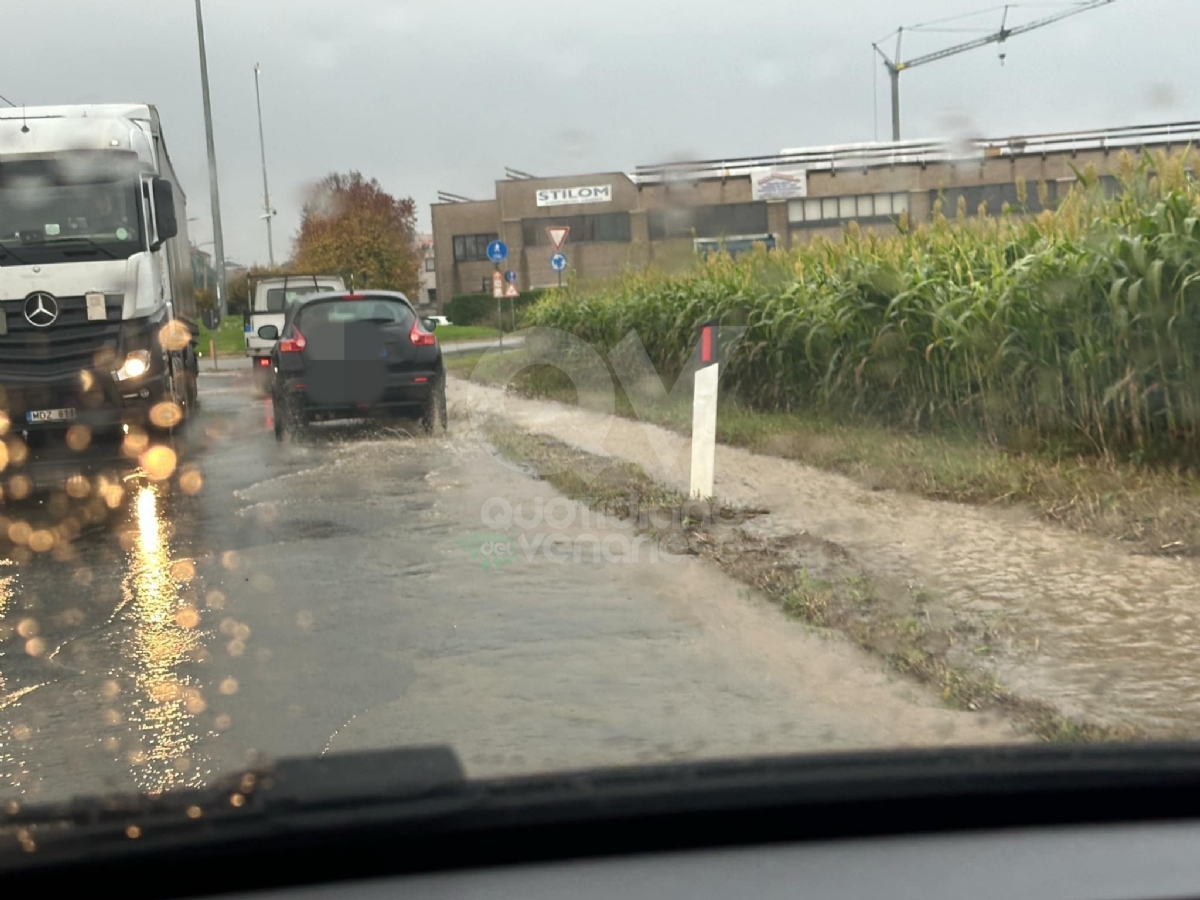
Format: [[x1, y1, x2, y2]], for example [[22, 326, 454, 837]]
[[115, 350, 152, 381]]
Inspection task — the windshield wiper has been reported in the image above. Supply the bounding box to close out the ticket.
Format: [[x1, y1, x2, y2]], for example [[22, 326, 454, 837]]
[[0, 242, 28, 265], [34, 236, 118, 260]]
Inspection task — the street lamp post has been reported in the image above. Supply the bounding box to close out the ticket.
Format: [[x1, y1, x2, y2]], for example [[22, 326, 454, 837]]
[[194, 0, 228, 317], [253, 63, 276, 268]]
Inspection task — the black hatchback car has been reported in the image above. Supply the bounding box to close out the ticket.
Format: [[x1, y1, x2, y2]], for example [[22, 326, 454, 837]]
[[258, 291, 446, 440]]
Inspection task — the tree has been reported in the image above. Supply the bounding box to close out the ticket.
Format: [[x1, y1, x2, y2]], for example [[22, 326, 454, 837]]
[[226, 266, 287, 315], [291, 172, 420, 297]]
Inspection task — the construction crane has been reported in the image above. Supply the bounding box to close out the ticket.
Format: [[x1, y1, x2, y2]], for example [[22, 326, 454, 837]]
[[873, 1, 1116, 141]]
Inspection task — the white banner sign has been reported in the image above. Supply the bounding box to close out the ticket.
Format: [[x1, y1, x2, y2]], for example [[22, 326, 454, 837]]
[[536, 185, 613, 207], [751, 168, 807, 201]]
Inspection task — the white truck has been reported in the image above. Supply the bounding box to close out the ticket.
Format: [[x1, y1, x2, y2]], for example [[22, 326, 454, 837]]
[[245, 274, 345, 394], [0, 104, 197, 484]]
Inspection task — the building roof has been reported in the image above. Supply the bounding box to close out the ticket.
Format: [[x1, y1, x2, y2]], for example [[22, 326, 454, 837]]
[[632, 119, 1200, 184]]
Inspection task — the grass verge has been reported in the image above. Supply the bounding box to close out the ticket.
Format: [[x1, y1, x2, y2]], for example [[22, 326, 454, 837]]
[[199, 317, 246, 356], [435, 325, 502, 343], [450, 349, 1200, 557], [486, 422, 1144, 744]]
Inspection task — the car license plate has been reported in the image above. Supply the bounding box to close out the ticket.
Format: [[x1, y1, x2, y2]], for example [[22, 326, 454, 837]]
[[26, 408, 76, 424]]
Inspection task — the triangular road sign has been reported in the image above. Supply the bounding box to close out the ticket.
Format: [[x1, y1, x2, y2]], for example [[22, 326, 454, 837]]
[[546, 226, 570, 251], [504, 282, 520, 298]]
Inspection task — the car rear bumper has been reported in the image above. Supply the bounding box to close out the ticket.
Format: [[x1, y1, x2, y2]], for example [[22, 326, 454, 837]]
[[275, 371, 439, 419]]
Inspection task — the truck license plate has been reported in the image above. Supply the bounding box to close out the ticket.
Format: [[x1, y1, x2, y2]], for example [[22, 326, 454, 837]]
[[26, 408, 76, 424]]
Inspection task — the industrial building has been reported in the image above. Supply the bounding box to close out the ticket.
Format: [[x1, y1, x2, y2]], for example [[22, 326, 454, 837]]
[[431, 120, 1200, 306]]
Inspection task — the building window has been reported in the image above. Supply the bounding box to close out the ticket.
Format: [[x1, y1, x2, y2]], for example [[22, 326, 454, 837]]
[[427, 288, 437, 306], [695, 234, 776, 259], [452, 232, 499, 263], [648, 202, 769, 240], [931, 181, 1059, 217], [789, 192, 910, 226], [425, 256, 436, 272], [521, 213, 631, 245]]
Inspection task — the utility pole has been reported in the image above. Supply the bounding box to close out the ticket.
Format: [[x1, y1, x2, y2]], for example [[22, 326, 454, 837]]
[[253, 63, 276, 268], [194, 0, 228, 317], [874, 1, 1116, 142]]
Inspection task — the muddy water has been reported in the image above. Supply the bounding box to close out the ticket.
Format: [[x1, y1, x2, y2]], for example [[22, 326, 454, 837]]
[[319, 425, 1021, 772], [456, 379, 1200, 734]]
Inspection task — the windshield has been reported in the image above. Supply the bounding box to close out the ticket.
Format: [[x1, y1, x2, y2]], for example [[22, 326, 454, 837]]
[[0, 154, 143, 264], [261, 285, 339, 312], [2, 0, 1194, 865]]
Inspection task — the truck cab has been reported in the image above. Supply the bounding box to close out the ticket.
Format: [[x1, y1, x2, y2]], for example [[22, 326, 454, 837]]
[[245, 275, 345, 394], [0, 104, 197, 488]]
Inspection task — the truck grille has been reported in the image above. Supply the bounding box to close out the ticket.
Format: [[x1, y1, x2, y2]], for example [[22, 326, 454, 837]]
[[0, 294, 123, 379]]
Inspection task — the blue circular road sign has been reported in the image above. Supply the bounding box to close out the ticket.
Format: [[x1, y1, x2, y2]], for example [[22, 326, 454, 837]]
[[550, 253, 567, 272], [486, 240, 508, 263], [504, 269, 518, 283]]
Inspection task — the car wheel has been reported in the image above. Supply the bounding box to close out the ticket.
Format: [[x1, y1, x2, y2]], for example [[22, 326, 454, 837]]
[[421, 375, 447, 435], [273, 395, 287, 442]]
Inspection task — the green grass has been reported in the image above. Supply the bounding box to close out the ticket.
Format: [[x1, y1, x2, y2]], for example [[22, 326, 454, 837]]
[[435, 325, 503, 342], [198, 316, 247, 356]]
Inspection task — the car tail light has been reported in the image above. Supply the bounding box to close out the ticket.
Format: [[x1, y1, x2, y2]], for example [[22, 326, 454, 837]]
[[258, 357, 271, 367], [410, 319, 436, 347], [278, 327, 307, 354], [343, 293, 365, 300]]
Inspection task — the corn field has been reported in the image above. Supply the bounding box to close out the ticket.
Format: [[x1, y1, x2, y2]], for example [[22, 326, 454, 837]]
[[526, 151, 1200, 464]]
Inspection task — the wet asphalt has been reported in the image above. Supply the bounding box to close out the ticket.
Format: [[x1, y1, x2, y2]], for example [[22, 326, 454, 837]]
[[0, 366, 1015, 806]]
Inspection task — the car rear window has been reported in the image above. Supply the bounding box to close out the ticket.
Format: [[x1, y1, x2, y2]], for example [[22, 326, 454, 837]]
[[263, 285, 339, 312], [296, 298, 415, 328]]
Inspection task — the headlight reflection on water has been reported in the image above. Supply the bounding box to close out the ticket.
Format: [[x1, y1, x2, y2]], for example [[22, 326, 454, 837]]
[[0, 462, 223, 799], [0, 562, 30, 791], [116, 485, 210, 794]]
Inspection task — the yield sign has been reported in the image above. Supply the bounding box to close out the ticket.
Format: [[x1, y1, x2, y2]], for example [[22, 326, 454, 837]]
[[546, 226, 570, 251], [504, 282, 520, 298]]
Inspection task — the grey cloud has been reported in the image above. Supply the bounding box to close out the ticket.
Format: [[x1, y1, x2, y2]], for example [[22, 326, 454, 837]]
[[2, 0, 1194, 265]]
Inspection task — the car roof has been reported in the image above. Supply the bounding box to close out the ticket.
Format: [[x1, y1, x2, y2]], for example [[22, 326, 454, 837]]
[[283, 290, 416, 323]]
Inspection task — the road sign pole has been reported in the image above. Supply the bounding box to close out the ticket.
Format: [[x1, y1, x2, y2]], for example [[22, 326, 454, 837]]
[[487, 239, 509, 353], [495, 263, 503, 353]]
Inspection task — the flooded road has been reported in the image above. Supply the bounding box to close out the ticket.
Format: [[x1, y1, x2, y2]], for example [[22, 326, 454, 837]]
[[464, 377, 1200, 736], [0, 368, 1016, 805]]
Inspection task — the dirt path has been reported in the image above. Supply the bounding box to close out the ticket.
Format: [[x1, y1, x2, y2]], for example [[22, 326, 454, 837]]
[[453, 378, 1200, 736]]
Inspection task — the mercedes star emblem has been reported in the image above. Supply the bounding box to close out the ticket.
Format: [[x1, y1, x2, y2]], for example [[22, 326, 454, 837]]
[[23, 292, 59, 328]]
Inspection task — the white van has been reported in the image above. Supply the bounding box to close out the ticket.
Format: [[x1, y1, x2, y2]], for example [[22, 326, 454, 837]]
[[245, 274, 345, 393]]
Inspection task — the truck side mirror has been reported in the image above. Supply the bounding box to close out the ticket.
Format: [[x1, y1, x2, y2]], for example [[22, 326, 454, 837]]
[[421, 317, 438, 333], [151, 178, 178, 246], [257, 324, 279, 341]]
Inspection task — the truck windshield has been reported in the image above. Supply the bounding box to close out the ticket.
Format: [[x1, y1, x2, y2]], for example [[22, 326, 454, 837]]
[[262, 285, 338, 312], [0, 156, 143, 264]]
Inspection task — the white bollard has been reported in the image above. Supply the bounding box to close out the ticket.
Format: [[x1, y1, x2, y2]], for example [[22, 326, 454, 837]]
[[690, 363, 719, 498], [690, 322, 720, 499]]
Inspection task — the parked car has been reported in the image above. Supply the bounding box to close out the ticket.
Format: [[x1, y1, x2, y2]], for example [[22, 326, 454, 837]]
[[260, 291, 446, 440]]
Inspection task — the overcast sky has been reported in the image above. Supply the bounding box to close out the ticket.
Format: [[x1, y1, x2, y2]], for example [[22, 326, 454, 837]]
[[5, 0, 1195, 264]]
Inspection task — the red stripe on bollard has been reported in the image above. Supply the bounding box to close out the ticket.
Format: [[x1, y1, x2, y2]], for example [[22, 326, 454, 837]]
[[701, 325, 714, 364]]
